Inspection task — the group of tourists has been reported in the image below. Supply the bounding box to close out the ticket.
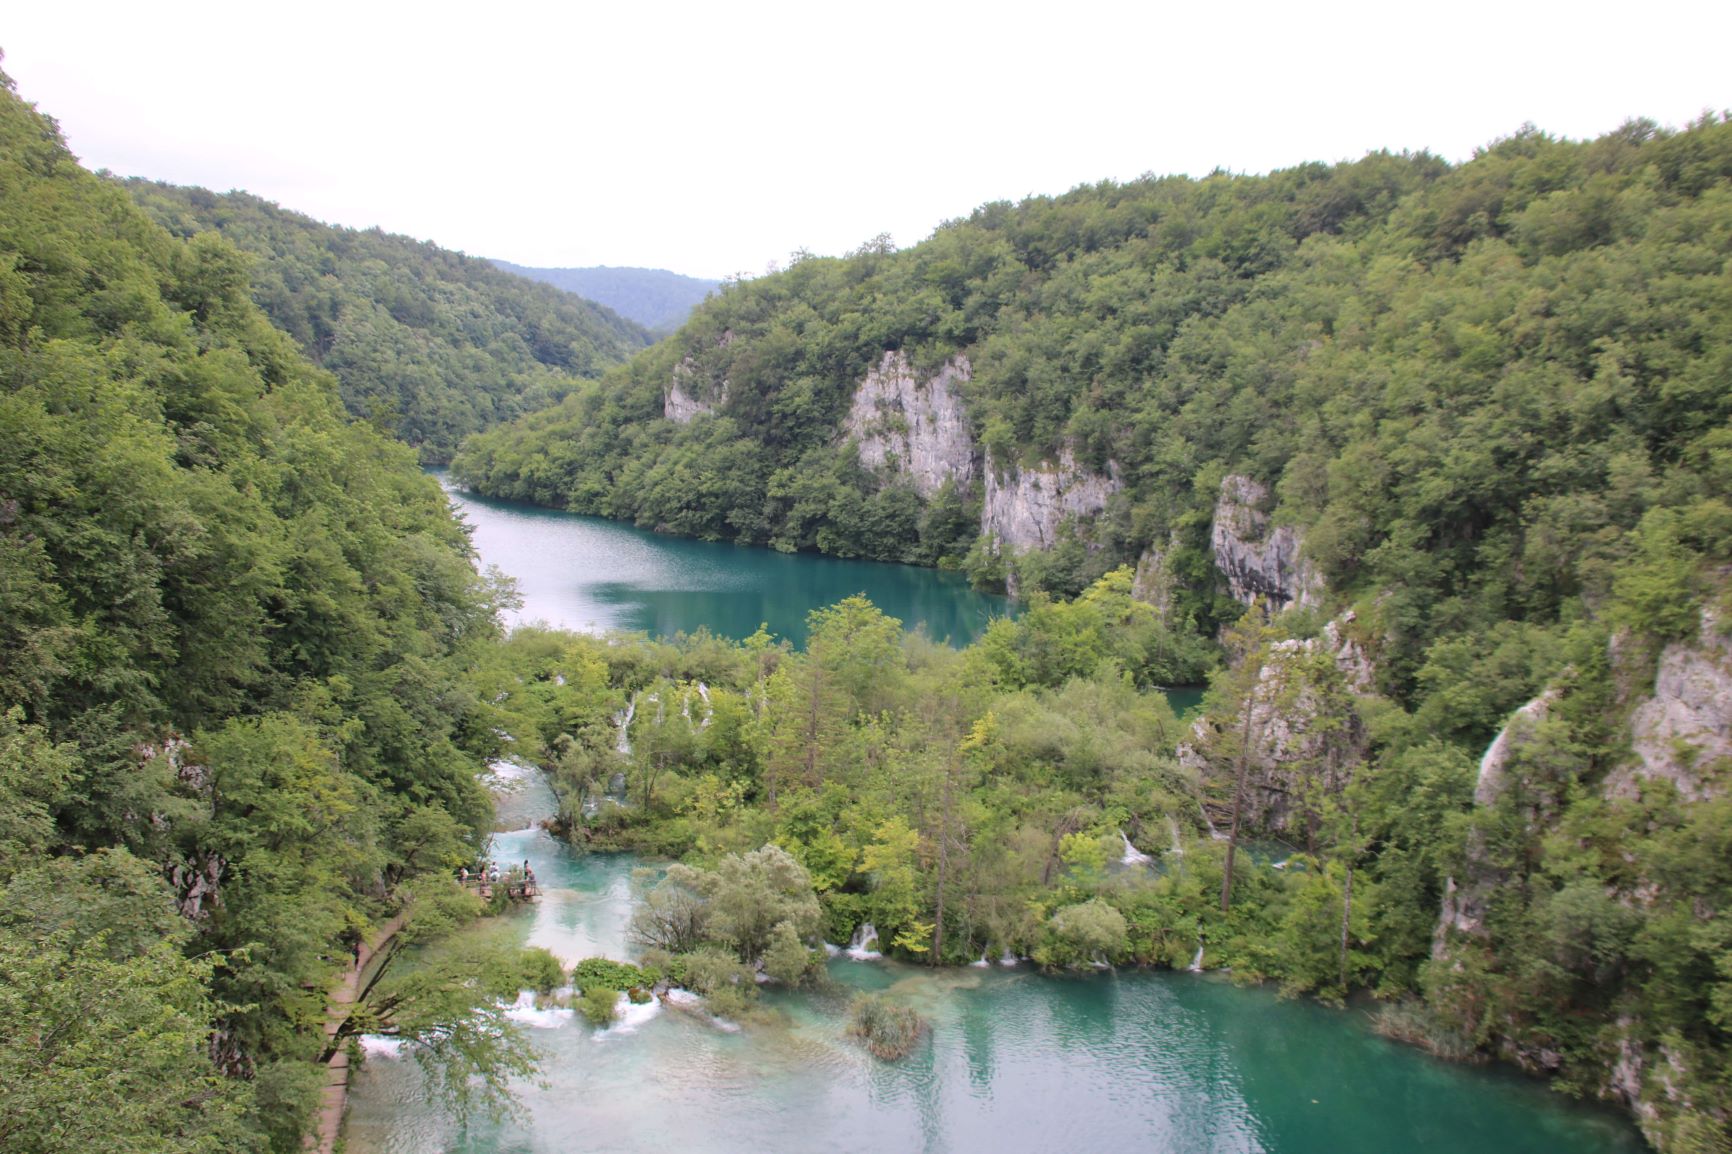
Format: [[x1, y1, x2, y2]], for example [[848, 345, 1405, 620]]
[[456, 858, 537, 897]]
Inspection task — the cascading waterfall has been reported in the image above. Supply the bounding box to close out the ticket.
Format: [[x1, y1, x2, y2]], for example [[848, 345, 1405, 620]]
[[844, 922, 881, 960], [614, 693, 638, 755], [1119, 829, 1154, 867], [1189, 944, 1205, 972]]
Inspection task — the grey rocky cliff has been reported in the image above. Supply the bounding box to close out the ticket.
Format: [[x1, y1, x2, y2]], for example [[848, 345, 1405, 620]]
[[139, 735, 227, 920], [664, 329, 733, 423], [982, 447, 1119, 552], [1211, 474, 1323, 609], [1608, 609, 1731, 802], [844, 351, 975, 498], [1176, 616, 1374, 836], [1434, 692, 1555, 948], [1131, 534, 1182, 627]]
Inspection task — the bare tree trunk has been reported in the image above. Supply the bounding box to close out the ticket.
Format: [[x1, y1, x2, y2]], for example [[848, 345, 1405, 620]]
[[1220, 698, 1259, 913]]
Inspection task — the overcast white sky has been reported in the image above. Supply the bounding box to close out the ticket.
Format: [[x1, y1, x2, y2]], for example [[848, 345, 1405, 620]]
[[6, 1, 1728, 280]]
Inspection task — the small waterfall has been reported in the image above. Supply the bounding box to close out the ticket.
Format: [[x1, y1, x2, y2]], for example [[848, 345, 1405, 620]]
[[1166, 816, 1184, 857], [970, 952, 990, 968], [1201, 804, 1229, 841], [503, 989, 574, 1029], [1119, 830, 1154, 867], [614, 693, 637, 755], [1189, 944, 1205, 972], [999, 950, 1019, 967], [696, 682, 712, 728], [844, 922, 881, 960]]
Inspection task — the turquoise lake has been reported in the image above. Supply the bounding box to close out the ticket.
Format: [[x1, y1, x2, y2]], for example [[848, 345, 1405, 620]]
[[438, 472, 1011, 648], [343, 766, 1648, 1154]]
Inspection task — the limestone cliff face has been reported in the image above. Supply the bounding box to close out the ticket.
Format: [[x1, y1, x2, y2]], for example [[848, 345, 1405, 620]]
[[982, 447, 1119, 551], [139, 735, 227, 920], [1211, 474, 1323, 609], [1433, 692, 1556, 947], [1609, 609, 1732, 802], [844, 351, 975, 498], [1131, 534, 1182, 627], [1177, 616, 1374, 836], [664, 329, 733, 423]]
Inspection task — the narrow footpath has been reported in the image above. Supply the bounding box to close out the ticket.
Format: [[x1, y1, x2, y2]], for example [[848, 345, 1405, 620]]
[[306, 913, 408, 1154]]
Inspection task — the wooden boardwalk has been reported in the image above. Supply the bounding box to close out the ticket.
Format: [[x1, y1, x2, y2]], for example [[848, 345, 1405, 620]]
[[305, 913, 407, 1154], [305, 880, 538, 1152]]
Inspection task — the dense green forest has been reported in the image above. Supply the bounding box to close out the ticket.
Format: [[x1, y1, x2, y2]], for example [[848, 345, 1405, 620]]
[[5, 42, 1732, 1152], [124, 183, 651, 462], [0, 68, 544, 1152], [489, 261, 719, 334], [453, 115, 1732, 1151]]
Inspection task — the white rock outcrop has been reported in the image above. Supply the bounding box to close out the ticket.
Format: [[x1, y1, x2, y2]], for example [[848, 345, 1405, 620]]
[[1434, 691, 1555, 948], [1611, 609, 1732, 802], [1211, 474, 1322, 609], [1176, 621, 1374, 835], [844, 351, 975, 498], [1472, 692, 1555, 807], [664, 330, 734, 423], [665, 362, 727, 423], [981, 447, 1119, 551], [1322, 611, 1375, 695]]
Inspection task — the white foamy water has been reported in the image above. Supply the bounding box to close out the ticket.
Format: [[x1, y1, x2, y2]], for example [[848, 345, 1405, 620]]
[[596, 994, 662, 1038], [504, 989, 575, 1029], [358, 1034, 405, 1059], [843, 922, 881, 960], [1120, 830, 1154, 867]]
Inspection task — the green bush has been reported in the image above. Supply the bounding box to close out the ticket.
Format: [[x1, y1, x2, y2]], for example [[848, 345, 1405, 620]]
[[573, 957, 650, 992], [578, 986, 620, 1027], [518, 947, 567, 994], [847, 993, 927, 1061]]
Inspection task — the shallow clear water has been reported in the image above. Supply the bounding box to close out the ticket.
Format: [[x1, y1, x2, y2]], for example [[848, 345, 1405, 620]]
[[346, 769, 1647, 1154], [437, 472, 1010, 648]]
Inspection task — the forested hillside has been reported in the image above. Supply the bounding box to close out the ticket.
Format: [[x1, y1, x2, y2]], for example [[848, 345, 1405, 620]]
[[0, 69, 534, 1152], [454, 116, 1732, 1150], [490, 261, 719, 333], [124, 184, 652, 461]]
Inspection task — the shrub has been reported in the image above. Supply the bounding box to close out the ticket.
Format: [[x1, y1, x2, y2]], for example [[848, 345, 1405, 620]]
[[578, 986, 620, 1027], [1039, 898, 1129, 967], [573, 957, 649, 992], [762, 920, 817, 984], [847, 993, 927, 1061], [518, 947, 567, 994]]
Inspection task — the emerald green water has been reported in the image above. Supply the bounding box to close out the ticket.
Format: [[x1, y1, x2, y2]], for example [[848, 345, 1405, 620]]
[[344, 767, 1647, 1154], [437, 473, 1010, 648]]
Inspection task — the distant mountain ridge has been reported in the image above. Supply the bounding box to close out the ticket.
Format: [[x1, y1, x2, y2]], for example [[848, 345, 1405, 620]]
[[491, 261, 720, 333]]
